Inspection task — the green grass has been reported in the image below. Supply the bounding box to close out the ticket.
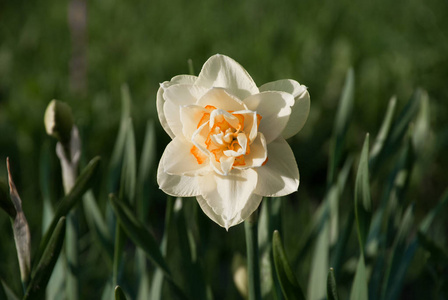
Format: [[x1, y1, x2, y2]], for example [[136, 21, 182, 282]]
[[1, 0, 447, 299]]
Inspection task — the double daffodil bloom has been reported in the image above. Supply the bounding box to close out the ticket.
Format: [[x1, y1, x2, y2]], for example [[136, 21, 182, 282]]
[[157, 54, 310, 229]]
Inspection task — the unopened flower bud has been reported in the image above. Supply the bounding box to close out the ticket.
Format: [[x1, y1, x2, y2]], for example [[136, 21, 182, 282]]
[[44, 100, 74, 145]]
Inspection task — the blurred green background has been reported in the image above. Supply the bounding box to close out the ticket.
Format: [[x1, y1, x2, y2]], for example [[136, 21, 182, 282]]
[[1, 0, 447, 298]]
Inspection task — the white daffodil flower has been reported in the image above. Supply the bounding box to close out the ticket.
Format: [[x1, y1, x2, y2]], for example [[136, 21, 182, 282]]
[[157, 54, 310, 230]]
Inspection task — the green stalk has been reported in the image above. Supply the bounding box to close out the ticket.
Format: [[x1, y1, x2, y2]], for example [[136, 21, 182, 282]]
[[245, 210, 261, 300]]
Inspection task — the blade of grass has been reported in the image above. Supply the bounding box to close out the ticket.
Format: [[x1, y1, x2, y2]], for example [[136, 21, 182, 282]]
[[354, 134, 371, 253], [109, 194, 188, 299], [0, 279, 19, 300], [82, 191, 114, 264], [7, 158, 31, 291], [258, 198, 282, 299], [369, 96, 397, 173], [135, 120, 156, 299], [327, 68, 354, 185], [307, 220, 329, 300], [33, 156, 100, 270], [327, 268, 339, 300], [149, 197, 174, 300], [349, 253, 368, 300], [115, 285, 128, 300], [109, 84, 132, 193], [272, 230, 306, 300], [24, 217, 66, 300]]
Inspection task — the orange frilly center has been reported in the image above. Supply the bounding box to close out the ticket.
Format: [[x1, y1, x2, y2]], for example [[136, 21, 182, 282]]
[[190, 105, 265, 170]]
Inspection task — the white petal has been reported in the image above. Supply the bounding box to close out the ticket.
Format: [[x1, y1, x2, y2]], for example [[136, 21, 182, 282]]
[[234, 133, 267, 169], [162, 137, 209, 176], [219, 156, 235, 175], [157, 75, 197, 138], [197, 88, 247, 112], [196, 54, 259, 100], [209, 109, 240, 129], [192, 121, 210, 156], [260, 79, 310, 139], [157, 155, 203, 197], [223, 133, 248, 157], [163, 84, 209, 137], [254, 137, 299, 197], [232, 110, 258, 143], [244, 91, 293, 143], [198, 168, 258, 224], [180, 105, 209, 140], [196, 193, 262, 230]]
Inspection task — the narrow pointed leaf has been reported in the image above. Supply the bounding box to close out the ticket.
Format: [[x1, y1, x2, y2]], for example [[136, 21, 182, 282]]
[[354, 134, 371, 253], [273, 231, 306, 300], [0, 280, 19, 300], [0, 280, 7, 300], [369, 96, 397, 172], [7, 158, 31, 289], [34, 156, 101, 269], [82, 191, 114, 263], [115, 285, 128, 300], [149, 197, 174, 300], [307, 221, 329, 300], [381, 205, 414, 300], [350, 253, 368, 300], [258, 198, 282, 299], [137, 120, 156, 217], [109, 195, 188, 299], [328, 68, 354, 184], [174, 198, 208, 300], [24, 217, 66, 300], [109, 84, 132, 192], [327, 268, 339, 300], [420, 188, 448, 233], [120, 118, 136, 204]]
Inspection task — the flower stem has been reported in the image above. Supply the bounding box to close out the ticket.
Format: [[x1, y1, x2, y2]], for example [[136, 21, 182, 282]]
[[245, 210, 261, 300]]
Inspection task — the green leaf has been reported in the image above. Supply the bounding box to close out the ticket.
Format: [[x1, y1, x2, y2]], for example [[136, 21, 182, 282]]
[[420, 188, 448, 234], [137, 120, 156, 217], [258, 198, 282, 299], [381, 205, 414, 300], [33, 156, 101, 270], [369, 96, 397, 172], [327, 68, 354, 185], [0, 280, 6, 300], [412, 90, 430, 154], [354, 134, 371, 253], [149, 197, 174, 300], [371, 89, 421, 176], [115, 285, 128, 300], [350, 253, 368, 300], [0, 279, 19, 300], [307, 220, 329, 300], [24, 217, 66, 300], [272, 230, 306, 300], [174, 198, 208, 300], [327, 268, 339, 300], [82, 191, 114, 264], [109, 195, 187, 299], [108, 84, 132, 193], [109, 194, 170, 275], [120, 118, 136, 204]]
